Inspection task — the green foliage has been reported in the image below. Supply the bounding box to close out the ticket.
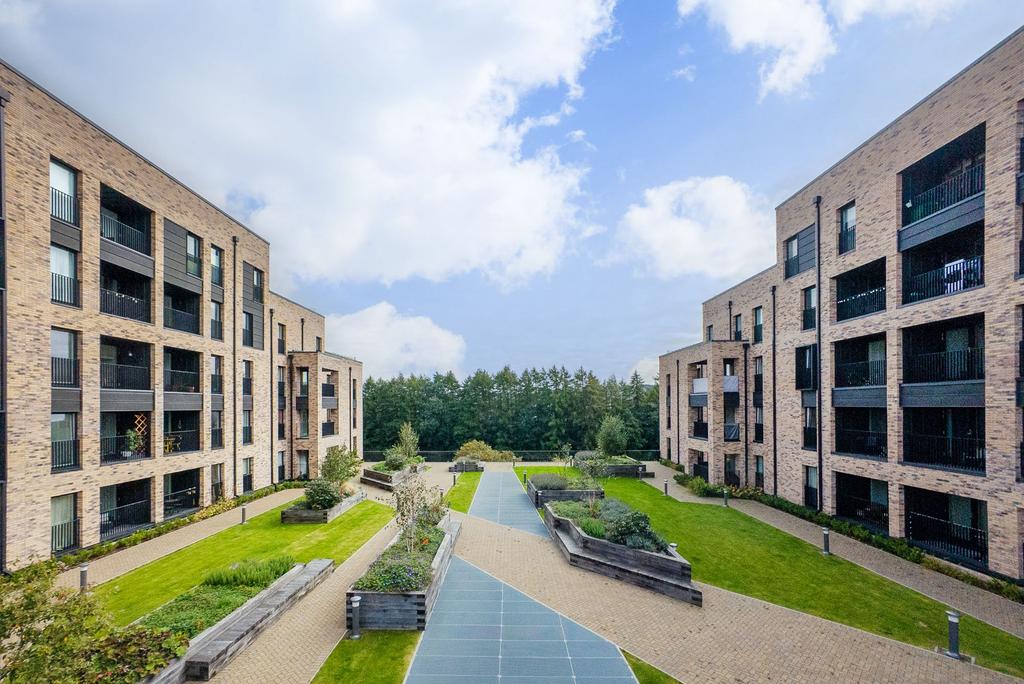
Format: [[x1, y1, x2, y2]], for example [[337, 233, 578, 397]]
[[444, 471, 482, 513], [353, 526, 444, 593], [202, 556, 295, 587], [606, 510, 668, 552], [530, 472, 568, 490], [550, 500, 589, 520], [597, 498, 632, 524], [79, 626, 188, 684], [455, 439, 514, 461], [597, 414, 628, 456], [578, 517, 607, 539], [622, 650, 682, 684], [322, 445, 361, 484], [139, 584, 260, 638], [305, 478, 343, 510]]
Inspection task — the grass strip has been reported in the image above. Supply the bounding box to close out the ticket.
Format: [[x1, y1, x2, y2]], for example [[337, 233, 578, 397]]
[[622, 650, 680, 683], [311, 631, 421, 684], [444, 471, 482, 513]]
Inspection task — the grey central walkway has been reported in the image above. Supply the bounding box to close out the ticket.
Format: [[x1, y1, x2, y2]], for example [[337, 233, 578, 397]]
[[468, 471, 549, 537], [406, 557, 637, 684]]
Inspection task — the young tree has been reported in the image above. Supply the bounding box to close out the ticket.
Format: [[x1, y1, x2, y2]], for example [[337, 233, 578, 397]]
[[321, 445, 361, 484], [597, 414, 628, 456]]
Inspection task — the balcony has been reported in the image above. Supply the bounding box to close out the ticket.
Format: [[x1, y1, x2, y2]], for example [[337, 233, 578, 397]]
[[51, 517, 80, 555], [164, 368, 200, 393], [904, 347, 984, 384], [101, 213, 149, 255], [211, 427, 224, 449], [99, 485, 151, 542], [100, 185, 151, 254], [164, 429, 200, 454], [902, 316, 984, 388], [838, 227, 856, 254], [724, 423, 740, 442], [164, 485, 200, 520], [211, 373, 223, 395], [802, 307, 816, 330], [242, 327, 254, 347], [691, 377, 708, 394], [803, 427, 817, 449], [753, 323, 763, 343], [835, 474, 888, 532], [904, 256, 982, 305], [322, 383, 336, 397], [50, 186, 78, 225], [903, 163, 984, 226], [784, 255, 799, 279], [242, 377, 253, 396], [754, 423, 764, 442], [51, 272, 80, 307], [904, 432, 984, 473], [165, 306, 199, 335], [100, 362, 149, 390], [692, 421, 708, 439], [835, 259, 885, 322], [164, 283, 200, 334], [322, 421, 335, 437], [51, 356, 79, 387], [835, 429, 886, 458], [100, 432, 150, 463], [51, 438, 79, 472], [835, 359, 885, 388], [100, 261, 151, 322], [101, 287, 150, 322], [907, 511, 987, 567]]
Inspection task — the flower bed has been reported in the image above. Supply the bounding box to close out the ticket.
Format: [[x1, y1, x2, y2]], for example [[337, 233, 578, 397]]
[[596, 455, 647, 478], [543, 499, 702, 606], [281, 490, 366, 524], [526, 471, 604, 508], [360, 464, 417, 491]]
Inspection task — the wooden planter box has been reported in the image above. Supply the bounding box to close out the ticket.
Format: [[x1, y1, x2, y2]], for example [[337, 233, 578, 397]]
[[527, 478, 604, 508], [345, 513, 461, 630], [280, 490, 366, 524], [360, 465, 415, 491], [448, 460, 484, 473], [543, 504, 703, 607], [602, 457, 647, 478]]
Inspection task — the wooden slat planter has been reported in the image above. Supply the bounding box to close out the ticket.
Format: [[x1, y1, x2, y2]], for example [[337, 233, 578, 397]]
[[360, 465, 416, 491], [527, 478, 604, 508], [280, 490, 366, 524], [448, 460, 484, 473], [345, 513, 461, 630], [602, 457, 647, 478], [543, 504, 703, 607]]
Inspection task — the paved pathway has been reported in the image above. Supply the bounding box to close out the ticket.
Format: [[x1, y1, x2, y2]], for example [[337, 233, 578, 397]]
[[644, 461, 1024, 638], [57, 488, 303, 589], [407, 557, 636, 684], [469, 471, 549, 537]]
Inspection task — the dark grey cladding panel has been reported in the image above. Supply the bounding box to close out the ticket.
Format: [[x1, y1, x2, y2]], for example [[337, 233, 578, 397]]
[[100, 389, 154, 412], [211, 393, 224, 411], [211, 284, 224, 304], [688, 393, 707, 407], [322, 396, 338, 410], [832, 386, 886, 408], [243, 262, 255, 302], [51, 388, 81, 413], [242, 395, 253, 411], [722, 391, 739, 409], [100, 238, 155, 278], [163, 219, 202, 294], [897, 194, 984, 251], [51, 218, 81, 251], [242, 299, 265, 349], [900, 380, 984, 408], [753, 391, 763, 407], [797, 224, 816, 274], [164, 391, 203, 411], [295, 395, 309, 411], [801, 390, 817, 408]]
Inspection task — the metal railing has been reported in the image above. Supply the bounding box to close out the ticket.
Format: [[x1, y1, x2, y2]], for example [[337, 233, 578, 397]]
[[252, 284, 264, 303], [692, 462, 709, 481], [802, 307, 816, 330], [784, 255, 800, 278], [164, 306, 199, 334], [51, 357, 78, 387], [835, 358, 885, 387], [101, 362, 149, 390], [242, 425, 253, 444], [100, 434, 150, 463], [242, 377, 253, 396], [100, 213, 149, 254], [838, 227, 856, 254], [211, 318, 223, 340], [835, 429, 886, 458], [903, 433, 985, 472], [210, 373, 223, 395], [164, 429, 200, 454], [51, 273, 79, 306], [100, 499, 151, 542], [50, 187, 78, 225], [211, 427, 224, 449], [211, 482, 223, 502], [903, 255, 983, 304], [101, 288, 149, 322], [795, 364, 817, 390], [724, 471, 740, 487], [802, 427, 817, 449], [164, 486, 200, 519], [836, 491, 888, 531], [211, 265, 223, 287], [242, 474, 253, 493], [51, 439, 79, 471], [724, 423, 740, 442], [322, 383, 336, 397], [322, 421, 335, 437], [753, 374, 763, 393], [906, 510, 987, 565], [836, 286, 885, 321], [51, 518, 80, 555], [803, 485, 818, 509], [164, 368, 200, 392], [692, 421, 708, 439], [903, 163, 984, 226], [903, 347, 984, 383], [278, 338, 286, 354]]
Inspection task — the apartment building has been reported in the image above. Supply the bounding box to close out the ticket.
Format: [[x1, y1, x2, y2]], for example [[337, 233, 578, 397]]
[[0, 60, 362, 571], [660, 27, 1024, 581]]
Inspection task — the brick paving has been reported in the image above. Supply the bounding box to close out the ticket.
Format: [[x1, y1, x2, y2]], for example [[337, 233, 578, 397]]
[[644, 461, 1024, 638]]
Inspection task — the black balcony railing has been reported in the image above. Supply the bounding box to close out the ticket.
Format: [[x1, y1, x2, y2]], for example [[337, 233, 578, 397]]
[[51, 273, 79, 306], [802, 307, 816, 330], [242, 377, 253, 396], [242, 474, 253, 493], [186, 254, 201, 278], [211, 318, 223, 340], [100, 213, 149, 255], [795, 365, 817, 391], [242, 425, 253, 444], [692, 462, 708, 481], [835, 359, 885, 387], [906, 510, 987, 565], [100, 434, 150, 463], [51, 439, 79, 471], [51, 357, 78, 387], [754, 423, 764, 443], [802, 427, 817, 449], [836, 286, 885, 321], [322, 383, 336, 397], [101, 288, 150, 322], [277, 338, 286, 354], [164, 486, 200, 519], [724, 423, 740, 442], [835, 429, 886, 458], [164, 429, 200, 454], [51, 518, 80, 555], [753, 323, 763, 343], [692, 421, 708, 439], [100, 499, 151, 542], [277, 464, 286, 481], [164, 306, 199, 334], [903, 433, 985, 473], [211, 427, 224, 449], [242, 328, 254, 347], [210, 373, 223, 395], [211, 481, 224, 502], [903, 255, 983, 304], [253, 284, 264, 303], [836, 491, 888, 531], [903, 163, 984, 226], [50, 187, 78, 225], [724, 471, 740, 487], [277, 423, 285, 440], [784, 255, 800, 278], [753, 374, 763, 393], [322, 421, 335, 437], [101, 362, 150, 390], [164, 368, 200, 393], [838, 227, 856, 254], [903, 347, 984, 384]]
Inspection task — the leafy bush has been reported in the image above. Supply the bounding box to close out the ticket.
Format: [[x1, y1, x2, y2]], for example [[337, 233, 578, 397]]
[[352, 555, 433, 593], [382, 451, 407, 472], [550, 500, 588, 520], [607, 510, 667, 553], [305, 478, 342, 510], [455, 439, 514, 462], [530, 472, 568, 490], [578, 517, 607, 539], [77, 626, 188, 684], [322, 445, 361, 484], [597, 498, 631, 523], [596, 415, 628, 456], [139, 584, 260, 638], [202, 556, 295, 587], [417, 486, 449, 528]]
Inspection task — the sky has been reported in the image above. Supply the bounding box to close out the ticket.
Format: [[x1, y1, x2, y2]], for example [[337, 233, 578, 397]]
[[2, 0, 1023, 381]]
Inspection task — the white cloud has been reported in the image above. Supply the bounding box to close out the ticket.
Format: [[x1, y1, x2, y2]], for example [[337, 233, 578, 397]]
[[630, 356, 660, 383], [613, 176, 775, 280], [827, 0, 963, 27], [0, 1, 615, 290], [325, 302, 466, 379], [671, 65, 697, 81]]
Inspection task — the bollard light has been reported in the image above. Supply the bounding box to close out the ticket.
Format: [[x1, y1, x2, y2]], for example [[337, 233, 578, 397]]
[[822, 527, 830, 556], [240, 504, 247, 525], [669, 542, 678, 556], [453, 473, 457, 487], [522, 470, 527, 484], [663, 479, 669, 496], [351, 595, 362, 640], [79, 563, 89, 593], [723, 488, 729, 507], [945, 610, 961, 659]]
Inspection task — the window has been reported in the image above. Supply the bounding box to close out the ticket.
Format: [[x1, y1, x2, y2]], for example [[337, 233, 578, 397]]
[[50, 244, 78, 306], [277, 408, 286, 439], [51, 493, 79, 554], [276, 451, 285, 481], [784, 236, 799, 278], [706, 324, 713, 342], [755, 456, 764, 488], [299, 368, 310, 396], [298, 451, 310, 480], [186, 232, 202, 278], [802, 286, 817, 330], [803, 406, 817, 449], [51, 412, 79, 471], [723, 359, 736, 376], [753, 306, 763, 343], [298, 408, 309, 438], [211, 246, 224, 286], [665, 374, 671, 429], [804, 465, 819, 508], [839, 202, 856, 254], [242, 457, 254, 492], [211, 410, 224, 449], [242, 312, 254, 347], [754, 406, 764, 441], [252, 268, 264, 303], [211, 355, 224, 394], [753, 356, 763, 377], [210, 300, 223, 340], [733, 314, 742, 341], [49, 160, 77, 224], [315, 335, 322, 352], [51, 328, 78, 387], [242, 409, 253, 444], [211, 463, 224, 501], [352, 379, 359, 428], [795, 344, 818, 390], [277, 323, 286, 354], [242, 360, 253, 396]]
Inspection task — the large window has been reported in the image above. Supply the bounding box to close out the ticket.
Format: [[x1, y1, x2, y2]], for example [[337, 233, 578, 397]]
[[242, 409, 253, 444], [211, 410, 224, 449], [803, 406, 817, 449], [784, 236, 799, 277], [732, 314, 742, 341], [839, 202, 856, 254], [210, 245, 224, 286], [186, 232, 202, 278], [50, 244, 78, 306], [298, 408, 309, 438], [51, 493, 79, 554], [299, 368, 310, 396], [242, 457, 254, 493], [277, 323, 286, 354], [49, 160, 77, 224], [298, 450, 310, 480]]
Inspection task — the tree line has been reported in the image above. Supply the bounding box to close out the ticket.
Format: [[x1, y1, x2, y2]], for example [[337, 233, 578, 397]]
[[363, 367, 659, 452]]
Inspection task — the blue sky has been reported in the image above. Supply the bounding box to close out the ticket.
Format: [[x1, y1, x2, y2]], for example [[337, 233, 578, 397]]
[[2, 1, 1023, 380]]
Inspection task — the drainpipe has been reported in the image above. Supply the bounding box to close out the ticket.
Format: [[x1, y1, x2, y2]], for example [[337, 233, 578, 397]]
[[269, 307, 275, 483], [814, 195, 824, 512], [0, 87, 9, 573], [300, 317, 305, 351], [288, 362, 294, 480], [675, 359, 681, 466], [231, 236, 239, 496], [727, 300, 733, 339], [743, 342, 749, 485], [348, 366, 353, 448], [770, 284, 778, 496]]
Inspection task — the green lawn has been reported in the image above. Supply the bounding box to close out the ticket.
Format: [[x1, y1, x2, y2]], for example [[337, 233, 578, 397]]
[[444, 471, 482, 513], [600, 478, 1024, 678], [312, 631, 421, 684], [623, 651, 680, 684], [96, 499, 394, 625]]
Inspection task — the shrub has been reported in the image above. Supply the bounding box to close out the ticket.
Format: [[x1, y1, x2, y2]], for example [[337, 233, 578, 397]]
[[139, 584, 260, 638], [202, 556, 295, 587], [607, 510, 667, 553], [530, 472, 568, 490], [578, 517, 607, 539], [305, 478, 342, 510], [550, 500, 588, 520], [382, 451, 407, 472], [596, 415, 628, 456], [322, 445, 361, 484], [597, 498, 631, 523], [455, 439, 514, 462], [352, 555, 433, 593]]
